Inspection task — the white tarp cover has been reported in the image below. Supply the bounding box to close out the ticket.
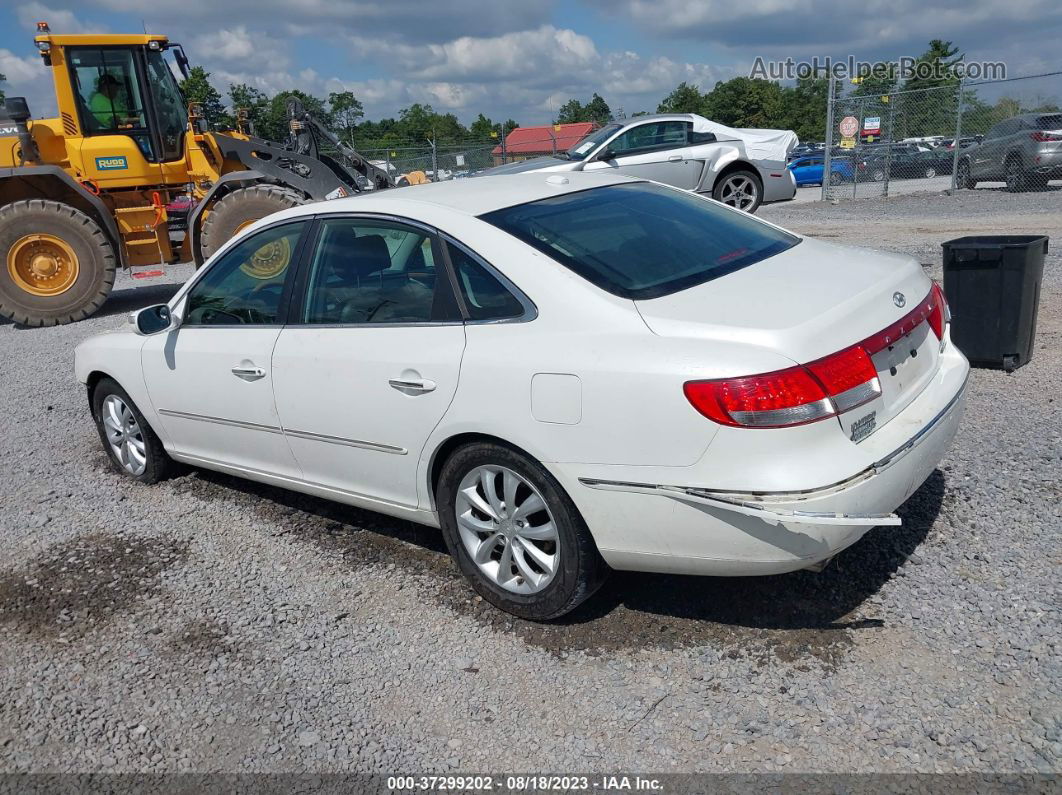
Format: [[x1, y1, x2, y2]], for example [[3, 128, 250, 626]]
[[690, 114, 797, 162]]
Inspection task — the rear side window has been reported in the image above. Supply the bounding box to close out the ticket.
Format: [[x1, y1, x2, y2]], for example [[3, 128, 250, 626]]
[[1037, 114, 1062, 130], [447, 242, 524, 321], [481, 182, 799, 300]]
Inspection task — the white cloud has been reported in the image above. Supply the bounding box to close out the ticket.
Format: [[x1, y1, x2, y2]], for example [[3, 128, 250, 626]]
[[594, 0, 1062, 57], [16, 1, 104, 34], [197, 26, 290, 70], [0, 49, 57, 117]]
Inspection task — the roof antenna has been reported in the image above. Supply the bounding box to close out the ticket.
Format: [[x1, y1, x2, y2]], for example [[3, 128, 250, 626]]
[[142, 19, 147, 33]]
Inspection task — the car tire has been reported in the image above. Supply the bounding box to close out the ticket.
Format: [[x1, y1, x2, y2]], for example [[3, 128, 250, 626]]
[[871, 168, 886, 182], [712, 169, 762, 213], [436, 441, 608, 621], [956, 159, 977, 190], [1004, 158, 1027, 193], [924, 167, 937, 179], [828, 171, 843, 186], [91, 377, 174, 484]]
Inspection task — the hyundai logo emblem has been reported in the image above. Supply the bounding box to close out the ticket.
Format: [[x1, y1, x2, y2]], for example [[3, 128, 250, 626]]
[[893, 291, 907, 308]]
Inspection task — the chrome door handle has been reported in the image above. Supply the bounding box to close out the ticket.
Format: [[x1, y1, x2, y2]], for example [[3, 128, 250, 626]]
[[389, 378, 437, 394], [668, 154, 683, 162], [231, 365, 266, 381]]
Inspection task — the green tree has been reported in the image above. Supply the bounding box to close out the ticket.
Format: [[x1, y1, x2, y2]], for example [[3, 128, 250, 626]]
[[703, 78, 785, 128], [899, 40, 964, 137], [584, 93, 611, 125], [469, 113, 519, 139], [555, 93, 611, 125], [328, 90, 363, 146], [260, 89, 333, 142], [657, 82, 707, 114], [228, 83, 269, 135], [178, 66, 226, 128], [395, 103, 467, 143], [779, 75, 831, 141], [555, 98, 585, 125]]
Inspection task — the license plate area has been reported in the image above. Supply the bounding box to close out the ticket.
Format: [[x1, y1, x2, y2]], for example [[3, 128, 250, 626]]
[[837, 322, 938, 443]]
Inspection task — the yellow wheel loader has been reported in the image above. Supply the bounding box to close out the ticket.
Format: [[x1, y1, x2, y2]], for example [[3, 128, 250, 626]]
[[0, 23, 413, 326]]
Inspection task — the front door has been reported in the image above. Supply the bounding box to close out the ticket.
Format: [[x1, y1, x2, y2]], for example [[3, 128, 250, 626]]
[[142, 220, 308, 478], [271, 216, 466, 509], [584, 121, 702, 190]]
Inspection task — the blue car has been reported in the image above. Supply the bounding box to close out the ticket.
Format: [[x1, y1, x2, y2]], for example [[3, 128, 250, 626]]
[[788, 155, 854, 186]]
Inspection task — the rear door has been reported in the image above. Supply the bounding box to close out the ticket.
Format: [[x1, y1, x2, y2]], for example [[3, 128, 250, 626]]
[[972, 121, 1010, 178], [270, 215, 466, 509], [142, 220, 308, 477], [584, 121, 702, 190]]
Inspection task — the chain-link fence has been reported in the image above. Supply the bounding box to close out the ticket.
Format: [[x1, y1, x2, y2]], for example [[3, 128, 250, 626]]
[[823, 70, 1062, 203], [323, 132, 574, 186]]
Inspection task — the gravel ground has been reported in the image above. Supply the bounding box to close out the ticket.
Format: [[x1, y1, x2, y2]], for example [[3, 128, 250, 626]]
[[0, 187, 1059, 775]]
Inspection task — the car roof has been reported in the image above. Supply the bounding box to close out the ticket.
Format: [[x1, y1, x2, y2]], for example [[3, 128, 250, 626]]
[[254, 172, 643, 228]]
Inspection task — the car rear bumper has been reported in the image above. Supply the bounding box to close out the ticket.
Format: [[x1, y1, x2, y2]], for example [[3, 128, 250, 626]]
[[552, 346, 968, 576], [761, 164, 797, 202]]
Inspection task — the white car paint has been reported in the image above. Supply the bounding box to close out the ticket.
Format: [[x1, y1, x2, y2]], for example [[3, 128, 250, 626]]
[[75, 172, 968, 577]]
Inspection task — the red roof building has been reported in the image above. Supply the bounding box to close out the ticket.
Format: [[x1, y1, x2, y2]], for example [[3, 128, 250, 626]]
[[492, 122, 599, 163]]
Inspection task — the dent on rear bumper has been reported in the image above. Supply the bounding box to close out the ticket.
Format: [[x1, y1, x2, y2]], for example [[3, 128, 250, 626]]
[[555, 354, 968, 576]]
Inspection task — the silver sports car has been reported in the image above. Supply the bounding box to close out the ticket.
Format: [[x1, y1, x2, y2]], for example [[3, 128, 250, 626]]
[[478, 113, 798, 213]]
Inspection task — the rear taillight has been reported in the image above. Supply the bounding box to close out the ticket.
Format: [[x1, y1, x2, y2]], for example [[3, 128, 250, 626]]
[[806, 346, 880, 412], [1031, 131, 1062, 142], [684, 367, 832, 428], [927, 282, 948, 340], [685, 285, 946, 429]]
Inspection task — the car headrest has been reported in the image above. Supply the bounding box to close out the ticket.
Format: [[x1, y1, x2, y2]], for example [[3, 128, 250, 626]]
[[320, 228, 391, 282]]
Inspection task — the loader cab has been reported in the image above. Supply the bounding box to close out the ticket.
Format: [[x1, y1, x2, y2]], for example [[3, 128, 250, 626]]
[[36, 30, 190, 175]]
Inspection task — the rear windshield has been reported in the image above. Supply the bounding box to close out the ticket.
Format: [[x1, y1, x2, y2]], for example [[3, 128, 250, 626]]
[[481, 182, 799, 299], [1037, 114, 1062, 130]]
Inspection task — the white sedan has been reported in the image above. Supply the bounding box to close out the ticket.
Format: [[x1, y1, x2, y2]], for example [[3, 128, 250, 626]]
[[75, 173, 969, 620]]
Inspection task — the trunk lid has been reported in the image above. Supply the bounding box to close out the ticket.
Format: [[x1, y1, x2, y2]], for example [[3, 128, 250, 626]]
[[636, 237, 942, 440]]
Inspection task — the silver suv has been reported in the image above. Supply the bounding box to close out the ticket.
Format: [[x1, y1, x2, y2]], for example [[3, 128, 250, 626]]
[[957, 113, 1062, 191]]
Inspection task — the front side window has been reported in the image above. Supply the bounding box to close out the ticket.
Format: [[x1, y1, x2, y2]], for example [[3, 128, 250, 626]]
[[482, 182, 799, 300], [69, 48, 148, 132], [564, 124, 622, 161], [301, 219, 444, 324], [184, 222, 305, 325], [609, 121, 689, 155]]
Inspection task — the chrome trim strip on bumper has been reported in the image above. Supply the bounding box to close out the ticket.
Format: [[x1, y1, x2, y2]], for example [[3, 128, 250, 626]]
[[578, 377, 967, 527], [580, 479, 901, 527], [157, 409, 406, 455], [284, 428, 407, 455], [158, 408, 283, 435]]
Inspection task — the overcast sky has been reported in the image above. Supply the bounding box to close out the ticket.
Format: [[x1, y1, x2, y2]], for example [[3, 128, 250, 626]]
[[2, 0, 1060, 125]]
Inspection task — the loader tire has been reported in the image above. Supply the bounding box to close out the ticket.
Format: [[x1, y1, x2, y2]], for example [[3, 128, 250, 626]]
[[199, 184, 307, 262], [0, 200, 116, 326]]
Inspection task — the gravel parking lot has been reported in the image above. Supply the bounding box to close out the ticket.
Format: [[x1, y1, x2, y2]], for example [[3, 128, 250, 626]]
[[1, 187, 1059, 776]]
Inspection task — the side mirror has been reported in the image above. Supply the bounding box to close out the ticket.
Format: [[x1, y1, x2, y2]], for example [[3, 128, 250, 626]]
[[130, 304, 178, 335], [595, 147, 616, 162]]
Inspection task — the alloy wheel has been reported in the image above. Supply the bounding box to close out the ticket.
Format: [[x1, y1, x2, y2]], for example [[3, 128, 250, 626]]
[[101, 394, 147, 476], [455, 465, 559, 594], [718, 175, 758, 211]]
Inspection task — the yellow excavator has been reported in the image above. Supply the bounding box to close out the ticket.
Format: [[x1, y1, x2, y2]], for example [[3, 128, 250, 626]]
[[0, 23, 418, 326]]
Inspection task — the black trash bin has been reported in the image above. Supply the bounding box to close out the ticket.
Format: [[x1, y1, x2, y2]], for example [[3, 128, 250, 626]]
[[941, 235, 1048, 371]]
